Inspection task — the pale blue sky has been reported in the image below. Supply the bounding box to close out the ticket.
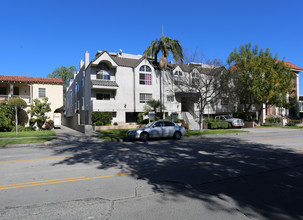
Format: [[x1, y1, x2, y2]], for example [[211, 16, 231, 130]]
[[1, 0, 302, 94]]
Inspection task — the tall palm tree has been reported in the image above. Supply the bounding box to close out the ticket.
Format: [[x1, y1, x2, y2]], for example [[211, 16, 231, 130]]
[[144, 34, 184, 117]]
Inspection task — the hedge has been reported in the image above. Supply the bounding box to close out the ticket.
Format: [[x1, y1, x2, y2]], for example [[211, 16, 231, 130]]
[[92, 112, 113, 126], [208, 122, 228, 129]]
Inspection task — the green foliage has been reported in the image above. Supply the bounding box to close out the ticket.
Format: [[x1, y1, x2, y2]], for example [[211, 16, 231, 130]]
[[203, 118, 219, 123], [286, 120, 301, 126], [24, 126, 35, 131], [208, 122, 228, 129], [12, 125, 25, 132], [8, 97, 27, 109], [144, 34, 183, 69], [27, 97, 51, 130], [226, 43, 294, 122], [265, 117, 282, 124], [113, 122, 118, 126], [137, 111, 149, 124], [0, 103, 14, 131], [92, 112, 113, 126], [47, 66, 77, 92]]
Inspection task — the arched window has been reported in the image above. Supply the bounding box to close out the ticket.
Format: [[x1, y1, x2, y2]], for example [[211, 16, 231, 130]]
[[97, 63, 111, 80], [174, 71, 183, 85], [139, 65, 152, 85]]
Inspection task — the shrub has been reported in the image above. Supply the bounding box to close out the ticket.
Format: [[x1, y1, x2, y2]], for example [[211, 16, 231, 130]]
[[92, 112, 113, 126], [24, 126, 35, 131], [203, 118, 219, 124], [286, 120, 301, 126], [113, 122, 118, 126], [12, 125, 25, 132], [208, 122, 228, 129], [265, 117, 282, 124], [44, 120, 54, 130]]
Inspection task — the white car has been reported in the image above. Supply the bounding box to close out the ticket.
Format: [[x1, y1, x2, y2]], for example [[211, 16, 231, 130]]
[[216, 115, 244, 128], [126, 121, 186, 141]]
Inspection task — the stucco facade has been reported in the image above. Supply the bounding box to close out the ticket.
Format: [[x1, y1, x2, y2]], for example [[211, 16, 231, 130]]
[[0, 75, 63, 125]]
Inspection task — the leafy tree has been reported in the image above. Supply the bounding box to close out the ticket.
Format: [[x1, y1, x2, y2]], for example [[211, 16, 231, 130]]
[[145, 99, 166, 120], [226, 43, 295, 123], [27, 97, 51, 130], [144, 34, 184, 115], [8, 97, 27, 134], [47, 66, 77, 92], [0, 103, 14, 131]]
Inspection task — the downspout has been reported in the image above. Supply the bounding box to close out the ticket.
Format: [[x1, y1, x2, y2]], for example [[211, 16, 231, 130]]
[[133, 67, 136, 112]]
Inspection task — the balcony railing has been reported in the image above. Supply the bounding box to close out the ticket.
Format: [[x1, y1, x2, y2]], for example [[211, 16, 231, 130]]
[[0, 95, 31, 104]]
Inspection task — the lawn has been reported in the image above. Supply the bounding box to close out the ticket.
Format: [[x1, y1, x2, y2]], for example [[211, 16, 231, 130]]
[[282, 126, 303, 129], [94, 129, 248, 140], [0, 130, 56, 138], [0, 137, 54, 145]]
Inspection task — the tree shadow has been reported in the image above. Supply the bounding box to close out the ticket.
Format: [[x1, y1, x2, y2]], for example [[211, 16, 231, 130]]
[[48, 135, 303, 220]]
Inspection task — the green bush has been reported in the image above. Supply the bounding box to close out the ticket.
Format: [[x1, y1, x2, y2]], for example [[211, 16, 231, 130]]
[[208, 122, 228, 129], [203, 118, 219, 123], [113, 122, 118, 126], [12, 125, 25, 132], [92, 112, 113, 126], [265, 117, 282, 124], [24, 126, 35, 131], [286, 120, 301, 126]]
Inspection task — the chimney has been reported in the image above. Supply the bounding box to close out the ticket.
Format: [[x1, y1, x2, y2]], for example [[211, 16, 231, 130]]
[[85, 51, 89, 69]]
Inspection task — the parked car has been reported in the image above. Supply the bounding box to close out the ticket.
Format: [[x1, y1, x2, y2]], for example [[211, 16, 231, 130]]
[[126, 121, 186, 141], [215, 115, 245, 128]]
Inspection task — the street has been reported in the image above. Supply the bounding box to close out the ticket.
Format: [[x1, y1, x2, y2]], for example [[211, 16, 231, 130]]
[[1, 127, 303, 220]]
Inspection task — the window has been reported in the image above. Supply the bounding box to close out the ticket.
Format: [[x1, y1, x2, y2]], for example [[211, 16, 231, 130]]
[[164, 121, 175, 127], [13, 87, 19, 95], [0, 87, 7, 95], [174, 71, 183, 85], [139, 65, 152, 85], [192, 72, 199, 85], [221, 97, 229, 105], [139, 93, 152, 103], [82, 97, 84, 106], [82, 78, 85, 86], [96, 63, 111, 80], [167, 95, 174, 102], [96, 93, 110, 100], [39, 88, 46, 98]]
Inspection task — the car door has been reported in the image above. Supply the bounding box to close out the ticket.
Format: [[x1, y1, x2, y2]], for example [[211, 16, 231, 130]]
[[149, 121, 163, 138], [163, 121, 176, 137]]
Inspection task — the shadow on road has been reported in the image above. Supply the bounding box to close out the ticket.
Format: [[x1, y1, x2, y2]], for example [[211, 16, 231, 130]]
[[48, 134, 303, 220]]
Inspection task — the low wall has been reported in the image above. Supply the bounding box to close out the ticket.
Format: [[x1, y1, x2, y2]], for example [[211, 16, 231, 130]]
[[62, 114, 85, 133], [244, 121, 254, 128], [94, 124, 141, 131]]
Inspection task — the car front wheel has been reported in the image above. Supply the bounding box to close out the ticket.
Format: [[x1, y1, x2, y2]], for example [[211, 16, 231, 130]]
[[174, 131, 182, 140], [140, 132, 149, 141]]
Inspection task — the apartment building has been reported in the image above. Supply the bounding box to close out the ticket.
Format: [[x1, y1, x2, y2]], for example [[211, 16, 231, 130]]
[[65, 50, 228, 128], [0, 75, 63, 125]]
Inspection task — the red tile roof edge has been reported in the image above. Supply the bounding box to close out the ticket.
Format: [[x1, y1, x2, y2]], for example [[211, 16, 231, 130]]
[[0, 75, 64, 84]]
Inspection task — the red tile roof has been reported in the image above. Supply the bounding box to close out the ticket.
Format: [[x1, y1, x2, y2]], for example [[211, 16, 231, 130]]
[[0, 75, 63, 84], [280, 61, 303, 71]]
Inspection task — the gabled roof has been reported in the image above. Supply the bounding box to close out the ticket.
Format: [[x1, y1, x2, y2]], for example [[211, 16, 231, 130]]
[[0, 75, 63, 84], [111, 56, 145, 68]]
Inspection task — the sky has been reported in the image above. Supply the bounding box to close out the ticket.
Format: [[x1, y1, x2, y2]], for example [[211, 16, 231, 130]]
[[1, 0, 302, 94]]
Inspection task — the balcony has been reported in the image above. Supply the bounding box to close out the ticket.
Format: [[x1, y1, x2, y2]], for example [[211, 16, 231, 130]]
[[0, 95, 31, 104]]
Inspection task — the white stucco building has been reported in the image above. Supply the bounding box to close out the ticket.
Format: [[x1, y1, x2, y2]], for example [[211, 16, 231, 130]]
[[65, 50, 229, 127]]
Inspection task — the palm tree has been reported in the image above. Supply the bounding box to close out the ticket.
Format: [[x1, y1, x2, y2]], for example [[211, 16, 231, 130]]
[[144, 34, 184, 117]]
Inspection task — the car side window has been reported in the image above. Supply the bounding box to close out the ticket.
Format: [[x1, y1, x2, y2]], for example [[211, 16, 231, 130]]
[[164, 121, 174, 127], [154, 122, 163, 127]]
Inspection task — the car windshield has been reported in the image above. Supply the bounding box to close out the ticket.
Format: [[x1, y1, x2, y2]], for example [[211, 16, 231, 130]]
[[224, 116, 232, 119]]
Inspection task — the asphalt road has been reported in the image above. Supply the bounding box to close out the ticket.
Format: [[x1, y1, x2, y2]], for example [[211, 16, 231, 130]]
[[0, 127, 303, 220]]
